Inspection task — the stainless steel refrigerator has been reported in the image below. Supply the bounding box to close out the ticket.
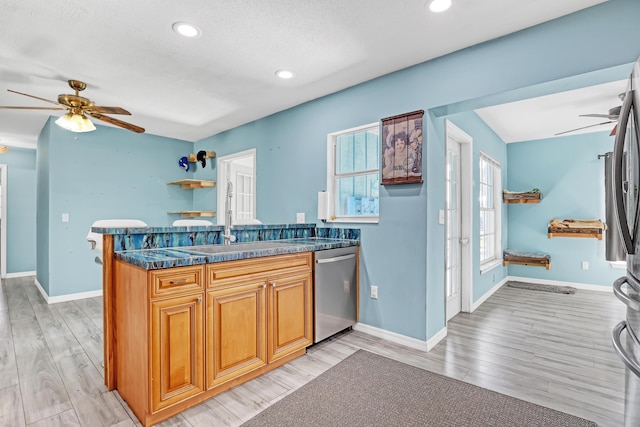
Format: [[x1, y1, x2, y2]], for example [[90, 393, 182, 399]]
[[612, 56, 640, 427]]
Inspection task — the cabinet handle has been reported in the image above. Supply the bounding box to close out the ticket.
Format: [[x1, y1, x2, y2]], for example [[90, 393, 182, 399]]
[[271, 282, 277, 287], [197, 297, 202, 303], [262, 284, 266, 289], [169, 279, 188, 285]]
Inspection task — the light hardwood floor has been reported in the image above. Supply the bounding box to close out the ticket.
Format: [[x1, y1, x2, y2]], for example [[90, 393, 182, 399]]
[[0, 276, 627, 426]]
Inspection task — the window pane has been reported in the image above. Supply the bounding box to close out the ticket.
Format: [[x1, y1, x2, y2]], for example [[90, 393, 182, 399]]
[[366, 131, 380, 170], [336, 173, 379, 216]]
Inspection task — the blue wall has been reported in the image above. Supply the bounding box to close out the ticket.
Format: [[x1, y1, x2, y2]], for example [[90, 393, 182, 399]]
[[36, 118, 193, 297], [507, 131, 620, 286], [194, 0, 640, 341], [2, 146, 37, 274], [14, 0, 640, 342]]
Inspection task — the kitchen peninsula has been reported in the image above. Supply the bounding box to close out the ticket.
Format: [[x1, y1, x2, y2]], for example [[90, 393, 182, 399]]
[[93, 223, 359, 426]]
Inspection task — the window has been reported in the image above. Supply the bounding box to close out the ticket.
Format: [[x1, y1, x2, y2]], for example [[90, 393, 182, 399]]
[[479, 152, 502, 271], [326, 123, 380, 223]]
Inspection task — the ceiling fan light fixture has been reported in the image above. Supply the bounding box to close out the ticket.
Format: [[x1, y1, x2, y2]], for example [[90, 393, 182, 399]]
[[55, 112, 96, 133], [172, 22, 201, 38], [427, 0, 452, 13]]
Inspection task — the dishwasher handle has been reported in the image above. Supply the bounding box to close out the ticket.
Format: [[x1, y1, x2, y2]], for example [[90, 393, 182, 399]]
[[316, 253, 355, 264]]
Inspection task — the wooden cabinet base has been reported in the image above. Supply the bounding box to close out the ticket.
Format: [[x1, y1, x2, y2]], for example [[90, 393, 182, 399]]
[[136, 348, 306, 427]]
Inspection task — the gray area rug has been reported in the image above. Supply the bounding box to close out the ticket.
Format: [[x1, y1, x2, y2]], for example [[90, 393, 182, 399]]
[[242, 350, 596, 427], [507, 281, 577, 294]]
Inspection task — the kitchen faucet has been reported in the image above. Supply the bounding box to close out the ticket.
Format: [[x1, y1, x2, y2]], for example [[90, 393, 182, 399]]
[[223, 181, 236, 245]]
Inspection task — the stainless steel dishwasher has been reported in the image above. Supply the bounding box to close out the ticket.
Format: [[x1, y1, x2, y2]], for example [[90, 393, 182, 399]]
[[314, 246, 357, 343]]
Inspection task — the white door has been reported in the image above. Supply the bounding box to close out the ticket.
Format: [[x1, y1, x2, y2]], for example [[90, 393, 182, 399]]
[[445, 120, 473, 320], [445, 140, 462, 321]]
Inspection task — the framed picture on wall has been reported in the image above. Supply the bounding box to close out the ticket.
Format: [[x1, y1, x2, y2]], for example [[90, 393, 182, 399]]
[[381, 110, 424, 185]]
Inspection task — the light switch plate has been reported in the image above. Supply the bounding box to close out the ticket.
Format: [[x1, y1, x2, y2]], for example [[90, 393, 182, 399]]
[[62, 213, 69, 222], [438, 210, 445, 225], [296, 212, 305, 223]]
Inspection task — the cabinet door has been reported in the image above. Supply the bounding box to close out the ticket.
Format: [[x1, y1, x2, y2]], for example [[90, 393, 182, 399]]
[[207, 282, 267, 389], [151, 294, 204, 412], [268, 271, 313, 363]]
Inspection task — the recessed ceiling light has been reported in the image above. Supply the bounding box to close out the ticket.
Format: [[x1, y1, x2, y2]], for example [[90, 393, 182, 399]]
[[275, 70, 295, 80], [172, 22, 201, 38], [428, 0, 452, 13]]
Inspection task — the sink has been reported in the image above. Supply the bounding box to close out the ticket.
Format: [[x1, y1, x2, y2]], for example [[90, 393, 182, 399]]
[[185, 241, 297, 254]]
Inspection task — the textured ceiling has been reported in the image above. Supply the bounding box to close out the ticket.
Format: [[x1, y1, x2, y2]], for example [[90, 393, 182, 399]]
[[0, 0, 607, 146]]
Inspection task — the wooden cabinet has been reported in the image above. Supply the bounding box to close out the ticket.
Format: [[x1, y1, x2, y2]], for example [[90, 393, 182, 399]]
[[114, 262, 205, 425], [268, 271, 313, 363], [151, 294, 204, 411], [112, 252, 313, 426], [205, 252, 313, 389], [206, 282, 267, 388]]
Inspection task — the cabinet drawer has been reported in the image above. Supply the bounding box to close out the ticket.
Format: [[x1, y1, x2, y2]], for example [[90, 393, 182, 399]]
[[149, 265, 204, 298], [207, 253, 312, 288]]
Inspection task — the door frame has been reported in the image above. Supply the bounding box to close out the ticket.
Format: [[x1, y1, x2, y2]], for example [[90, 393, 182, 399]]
[[216, 149, 257, 225], [0, 164, 6, 279], [444, 120, 473, 313]]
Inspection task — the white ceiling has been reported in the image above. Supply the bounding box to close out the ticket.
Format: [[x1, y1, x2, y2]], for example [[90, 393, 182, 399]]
[[475, 79, 627, 143], [0, 0, 608, 146]]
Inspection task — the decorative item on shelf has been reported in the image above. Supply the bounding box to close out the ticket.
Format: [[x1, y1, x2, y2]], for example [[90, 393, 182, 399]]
[[547, 218, 605, 240], [503, 188, 541, 203], [187, 151, 216, 164], [381, 110, 424, 185], [178, 156, 190, 172]]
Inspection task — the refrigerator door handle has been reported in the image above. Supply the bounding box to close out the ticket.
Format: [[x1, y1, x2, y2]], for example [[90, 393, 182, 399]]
[[613, 89, 636, 254], [612, 320, 640, 378], [613, 276, 640, 311]]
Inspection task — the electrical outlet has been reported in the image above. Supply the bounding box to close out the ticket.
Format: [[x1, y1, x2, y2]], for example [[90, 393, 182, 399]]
[[581, 261, 589, 270], [343, 280, 350, 294], [61, 213, 69, 223], [371, 285, 378, 299], [296, 212, 305, 223]]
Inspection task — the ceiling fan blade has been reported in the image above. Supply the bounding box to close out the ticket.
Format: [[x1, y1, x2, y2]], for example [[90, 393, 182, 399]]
[[85, 106, 131, 115], [7, 89, 63, 106], [0, 106, 66, 110], [87, 112, 145, 133], [579, 113, 610, 118], [555, 120, 615, 136]]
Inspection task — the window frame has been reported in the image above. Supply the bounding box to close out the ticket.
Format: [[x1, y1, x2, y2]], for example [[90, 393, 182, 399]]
[[326, 122, 380, 224], [478, 152, 502, 273]]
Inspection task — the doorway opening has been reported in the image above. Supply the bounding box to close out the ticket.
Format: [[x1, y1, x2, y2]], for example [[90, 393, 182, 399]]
[[216, 149, 257, 225]]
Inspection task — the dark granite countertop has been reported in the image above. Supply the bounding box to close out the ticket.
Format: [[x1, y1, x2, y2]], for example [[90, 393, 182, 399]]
[[114, 238, 359, 270]]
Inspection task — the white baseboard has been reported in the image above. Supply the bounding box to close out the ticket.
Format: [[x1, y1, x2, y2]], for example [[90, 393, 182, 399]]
[[34, 278, 102, 304], [5, 271, 36, 279], [353, 323, 428, 352], [507, 276, 613, 293], [426, 326, 447, 351], [471, 276, 509, 312]]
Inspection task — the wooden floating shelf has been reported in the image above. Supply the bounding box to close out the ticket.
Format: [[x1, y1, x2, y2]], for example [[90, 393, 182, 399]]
[[187, 151, 216, 163], [168, 211, 216, 218], [503, 258, 551, 270], [548, 231, 602, 240], [503, 192, 541, 204], [167, 179, 216, 189]]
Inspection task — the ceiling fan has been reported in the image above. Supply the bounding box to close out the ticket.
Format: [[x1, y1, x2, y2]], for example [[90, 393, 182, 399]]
[[0, 79, 145, 133], [555, 93, 624, 137]]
